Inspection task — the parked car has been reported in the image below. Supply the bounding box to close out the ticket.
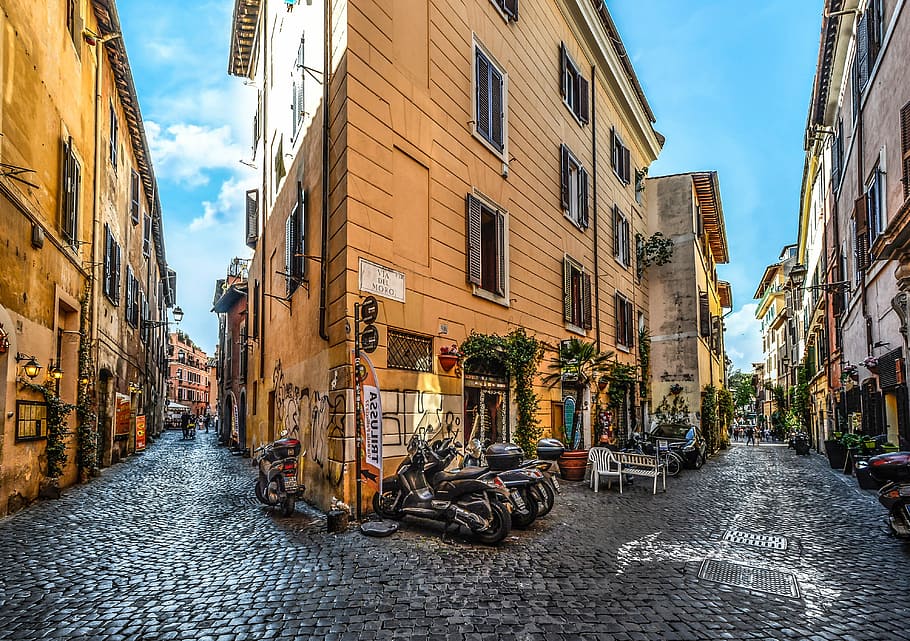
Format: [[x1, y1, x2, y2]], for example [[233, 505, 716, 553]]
[[648, 423, 707, 468]]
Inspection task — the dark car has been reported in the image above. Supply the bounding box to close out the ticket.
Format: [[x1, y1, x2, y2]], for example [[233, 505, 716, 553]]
[[648, 423, 707, 468]]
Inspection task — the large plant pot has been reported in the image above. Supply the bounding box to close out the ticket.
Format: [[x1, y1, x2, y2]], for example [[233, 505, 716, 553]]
[[824, 440, 846, 470], [557, 449, 589, 481]]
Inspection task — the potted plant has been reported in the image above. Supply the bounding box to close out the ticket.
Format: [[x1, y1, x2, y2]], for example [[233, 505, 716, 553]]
[[542, 338, 612, 481], [824, 436, 848, 470], [881, 442, 900, 453], [437, 343, 462, 372]]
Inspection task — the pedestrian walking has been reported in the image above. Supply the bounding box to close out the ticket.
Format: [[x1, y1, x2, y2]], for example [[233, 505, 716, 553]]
[[204, 414, 210, 433], [180, 411, 190, 439], [746, 425, 755, 446]]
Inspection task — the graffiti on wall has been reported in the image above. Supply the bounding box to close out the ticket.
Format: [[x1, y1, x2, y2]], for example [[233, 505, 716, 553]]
[[272, 359, 307, 439], [380, 390, 461, 457]]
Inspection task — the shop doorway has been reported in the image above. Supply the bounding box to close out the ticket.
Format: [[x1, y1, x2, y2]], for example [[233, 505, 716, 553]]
[[463, 376, 509, 445]]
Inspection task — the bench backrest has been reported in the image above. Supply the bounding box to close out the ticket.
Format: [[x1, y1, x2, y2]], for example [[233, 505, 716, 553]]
[[616, 452, 658, 468]]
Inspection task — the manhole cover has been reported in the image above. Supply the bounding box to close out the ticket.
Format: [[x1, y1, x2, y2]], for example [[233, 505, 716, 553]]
[[723, 529, 788, 550], [698, 559, 800, 598]]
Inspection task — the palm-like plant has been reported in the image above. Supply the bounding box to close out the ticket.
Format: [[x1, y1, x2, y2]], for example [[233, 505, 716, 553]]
[[542, 338, 612, 450]]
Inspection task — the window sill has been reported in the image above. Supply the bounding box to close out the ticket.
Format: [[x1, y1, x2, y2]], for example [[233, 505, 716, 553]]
[[564, 212, 587, 232], [564, 322, 586, 337], [472, 286, 509, 307], [562, 100, 586, 127], [616, 344, 631, 354], [472, 130, 507, 166], [15, 435, 47, 443]]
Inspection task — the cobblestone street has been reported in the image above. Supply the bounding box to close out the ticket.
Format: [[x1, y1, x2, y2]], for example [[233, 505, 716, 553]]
[[2, 431, 910, 640]]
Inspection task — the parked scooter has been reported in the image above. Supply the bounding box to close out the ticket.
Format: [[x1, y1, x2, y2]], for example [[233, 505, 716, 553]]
[[870, 451, 910, 537], [788, 430, 811, 455], [253, 436, 303, 516], [373, 431, 513, 544]]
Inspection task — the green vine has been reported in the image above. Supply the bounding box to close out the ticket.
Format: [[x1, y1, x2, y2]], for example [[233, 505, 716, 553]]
[[654, 392, 690, 425], [76, 287, 98, 480], [460, 328, 544, 455], [717, 387, 734, 447], [603, 361, 637, 409], [636, 231, 674, 279], [638, 327, 651, 399], [19, 381, 75, 479], [701, 384, 719, 453]]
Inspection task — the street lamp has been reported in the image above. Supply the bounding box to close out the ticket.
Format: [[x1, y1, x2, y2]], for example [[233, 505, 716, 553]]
[[143, 305, 184, 328]]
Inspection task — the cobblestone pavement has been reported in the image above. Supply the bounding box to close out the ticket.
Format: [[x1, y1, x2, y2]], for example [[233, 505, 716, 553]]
[[2, 432, 910, 640]]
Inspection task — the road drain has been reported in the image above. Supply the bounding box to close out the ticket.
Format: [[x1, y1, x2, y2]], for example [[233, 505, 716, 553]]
[[698, 559, 800, 598], [723, 529, 788, 550]]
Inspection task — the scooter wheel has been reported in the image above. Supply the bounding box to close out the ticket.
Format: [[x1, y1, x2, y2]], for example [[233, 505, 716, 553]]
[[472, 498, 511, 545], [279, 493, 295, 517], [511, 487, 539, 528], [535, 480, 556, 518], [254, 479, 267, 504], [372, 487, 402, 519]]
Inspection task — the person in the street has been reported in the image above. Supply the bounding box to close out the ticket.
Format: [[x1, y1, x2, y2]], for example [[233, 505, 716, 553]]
[[180, 411, 190, 439], [745, 425, 755, 446], [204, 414, 210, 433]]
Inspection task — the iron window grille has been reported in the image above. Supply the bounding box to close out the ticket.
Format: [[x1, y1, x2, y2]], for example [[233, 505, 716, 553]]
[[387, 330, 433, 372], [16, 400, 47, 441]]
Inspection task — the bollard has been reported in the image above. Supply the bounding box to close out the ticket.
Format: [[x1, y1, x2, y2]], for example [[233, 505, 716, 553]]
[[326, 509, 349, 533]]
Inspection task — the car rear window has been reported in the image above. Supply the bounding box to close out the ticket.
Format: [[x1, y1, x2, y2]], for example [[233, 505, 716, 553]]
[[652, 424, 692, 439]]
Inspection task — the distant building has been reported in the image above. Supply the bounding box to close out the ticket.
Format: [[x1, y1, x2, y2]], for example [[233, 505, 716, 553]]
[[167, 332, 211, 418], [212, 258, 249, 448]]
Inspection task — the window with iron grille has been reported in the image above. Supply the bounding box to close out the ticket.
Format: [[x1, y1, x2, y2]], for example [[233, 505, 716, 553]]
[[387, 330, 433, 372], [16, 400, 47, 441]]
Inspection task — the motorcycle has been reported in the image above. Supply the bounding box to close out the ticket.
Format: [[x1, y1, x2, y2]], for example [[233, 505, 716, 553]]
[[870, 451, 910, 537], [253, 436, 303, 516], [372, 431, 513, 544]]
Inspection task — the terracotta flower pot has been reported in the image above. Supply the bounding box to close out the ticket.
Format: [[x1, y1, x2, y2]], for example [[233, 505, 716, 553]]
[[438, 353, 459, 372], [557, 449, 589, 481]]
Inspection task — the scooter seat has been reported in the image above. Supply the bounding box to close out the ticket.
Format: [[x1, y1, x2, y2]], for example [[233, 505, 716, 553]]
[[433, 466, 487, 483]]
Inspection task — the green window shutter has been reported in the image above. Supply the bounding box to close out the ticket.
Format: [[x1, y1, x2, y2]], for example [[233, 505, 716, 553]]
[[563, 258, 572, 323], [699, 292, 710, 337], [466, 195, 482, 286], [582, 272, 592, 329], [613, 206, 620, 257]]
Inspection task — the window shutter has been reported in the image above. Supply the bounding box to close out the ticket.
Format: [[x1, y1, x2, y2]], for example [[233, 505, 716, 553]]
[[855, 195, 870, 271], [475, 51, 491, 140], [560, 145, 570, 210], [578, 75, 589, 124], [466, 195, 482, 286], [611, 128, 618, 172], [614, 293, 622, 341], [613, 206, 620, 257], [856, 12, 869, 90], [901, 102, 910, 199], [296, 81, 305, 122], [125, 268, 133, 322], [622, 146, 631, 184], [245, 189, 259, 247], [563, 258, 572, 322], [103, 225, 112, 298], [61, 137, 73, 241], [143, 213, 151, 258], [579, 168, 589, 229], [831, 132, 842, 188], [699, 292, 710, 337], [130, 170, 141, 225], [285, 210, 297, 295], [71, 155, 81, 244], [291, 81, 299, 139], [624, 218, 631, 266], [559, 43, 567, 99], [299, 185, 308, 280], [503, 0, 518, 20], [582, 272, 592, 330], [490, 65, 504, 151], [495, 210, 505, 296]]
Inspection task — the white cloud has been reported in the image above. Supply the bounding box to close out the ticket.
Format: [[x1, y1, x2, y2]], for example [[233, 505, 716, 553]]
[[146, 121, 246, 186], [724, 304, 763, 372], [189, 175, 254, 231]]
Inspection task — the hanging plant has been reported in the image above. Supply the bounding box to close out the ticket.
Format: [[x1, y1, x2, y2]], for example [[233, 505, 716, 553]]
[[638, 327, 651, 399], [701, 384, 719, 453], [604, 360, 638, 409], [76, 287, 98, 480], [635, 231, 674, 279], [19, 381, 75, 479]]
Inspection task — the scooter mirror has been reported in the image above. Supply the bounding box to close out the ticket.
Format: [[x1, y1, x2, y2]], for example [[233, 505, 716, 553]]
[[279, 429, 289, 438]]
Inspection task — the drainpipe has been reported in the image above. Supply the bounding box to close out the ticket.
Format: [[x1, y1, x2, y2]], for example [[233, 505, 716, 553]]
[[318, 0, 331, 341], [591, 64, 600, 353], [90, 34, 107, 466], [259, 0, 269, 379]]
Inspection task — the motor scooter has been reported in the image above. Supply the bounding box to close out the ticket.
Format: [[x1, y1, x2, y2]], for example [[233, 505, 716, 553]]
[[253, 436, 303, 516], [869, 451, 910, 537]]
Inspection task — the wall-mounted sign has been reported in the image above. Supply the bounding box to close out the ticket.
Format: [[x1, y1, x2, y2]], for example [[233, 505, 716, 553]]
[[115, 393, 131, 436], [136, 415, 146, 451], [359, 258, 405, 302]]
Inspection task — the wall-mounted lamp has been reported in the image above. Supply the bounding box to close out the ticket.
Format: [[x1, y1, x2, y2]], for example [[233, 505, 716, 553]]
[[128, 382, 142, 394], [82, 28, 122, 46], [47, 360, 64, 380], [15, 353, 42, 379], [142, 305, 184, 328]]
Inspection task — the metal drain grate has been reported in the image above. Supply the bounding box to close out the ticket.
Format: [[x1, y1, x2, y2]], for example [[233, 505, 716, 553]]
[[723, 529, 789, 550], [698, 559, 800, 598]]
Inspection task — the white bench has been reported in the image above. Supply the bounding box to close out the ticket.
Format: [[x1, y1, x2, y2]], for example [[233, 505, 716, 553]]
[[589, 449, 666, 494]]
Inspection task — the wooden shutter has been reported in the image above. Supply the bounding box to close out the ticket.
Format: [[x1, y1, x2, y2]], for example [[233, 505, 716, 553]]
[[699, 292, 710, 337], [103, 224, 112, 298], [143, 213, 151, 257], [503, 0, 518, 21], [614, 293, 622, 342], [559, 43, 567, 99], [579, 168, 589, 228], [71, 155, 80, 243], [285, 209, 297, 295], [130, 170, 141, 224], [563, 258, 572, 322], [560, 145, 570, 210], [901, 102, 910, 199], [578, 75, 589, 124], [854, 195, 870, 271], [856, 12, 869, 90], [490, 65, 504, 151], [125, 268, 134, 322], [245, 189, 259, 247], [475, 50, 490, 140], [611, 128, 618, 172], [622, 146, 631, 183], [495, 210, 505, 296], [831, 130, 842, 188], [582, 272, 592, 329], [466, 195, 482, 286], [61, 137, 74, 242], [114, 242, 121, 303], [613, 206, 621, 257], [299, 185, 308, 279]]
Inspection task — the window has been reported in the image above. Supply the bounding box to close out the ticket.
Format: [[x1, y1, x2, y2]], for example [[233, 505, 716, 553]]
[[854, 194, 871, 274], [143, 212, 152, 258], [490, 0, 518, 20], [130, 170, 141, 225], [66, 0, 77, 43], [611, 128, 631, 184], [866, 165, 884, 241], [466, 194, 507, 299], [699, 291, 711, 338], [61, 136, 81, 248], [16, 401, 47, 441], [139, 291, 148, 342], [387, 330, 433, 372], [246, 189, 260, 248], [901, 102, 910, 200], [125, 267, 140, 328], [831, 118, 844, 191], [613, 205, 631, 267], [103, 224, 121, 304], [291, 35, 306, 139], [853, 0, 884, 111], [109, 102, 118, 169], [474, 45, 506, 154], [560, 43, 589, 124], [563, 256, 591, 330], [560, 145, 588, 229], [615, 293, 634, 348], [284, 184, 306, 296]]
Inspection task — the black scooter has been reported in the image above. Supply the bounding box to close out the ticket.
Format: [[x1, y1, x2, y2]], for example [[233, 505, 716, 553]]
[[373, 432, 513, 544], [253, 436, 303, 516], [870, 451, 910, 537]]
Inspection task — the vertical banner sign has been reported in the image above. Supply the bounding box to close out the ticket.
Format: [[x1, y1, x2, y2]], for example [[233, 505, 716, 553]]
[[563, 396, 580, 450], [115, 393, 131, 436], [135, 415, 147, 451], [358, 353, 383, 494]]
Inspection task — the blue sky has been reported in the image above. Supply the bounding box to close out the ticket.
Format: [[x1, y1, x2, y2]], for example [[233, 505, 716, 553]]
[[118, 0, 823, 371]]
